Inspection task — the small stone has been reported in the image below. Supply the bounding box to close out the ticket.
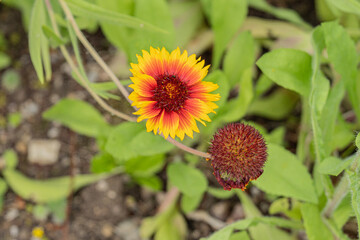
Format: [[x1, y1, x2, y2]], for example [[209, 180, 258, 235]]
[[107, 190, 116, 199], [101, 224, 113, 238], [15, 141, 27, 154], [96, 180, 109, 192], [115, 219, 140, 240], [9, 225, 19, 237], [229, 203, 245, 221], [28, 139, 61, 165], [47, 127, 60, 138], [210, 201, 230, 220], [20, 101, 39, 119], [5, 208, 19, 221]]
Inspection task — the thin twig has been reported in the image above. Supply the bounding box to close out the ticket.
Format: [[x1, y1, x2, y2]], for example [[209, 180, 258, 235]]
[[186, 210, 226, 230], [63, 130, 76, 240], [58, 0, 132, 105], [157, 187, 180, 214]]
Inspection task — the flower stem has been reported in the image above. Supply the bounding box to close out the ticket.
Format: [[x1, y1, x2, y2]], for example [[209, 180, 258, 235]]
[[322, 154, 358, 218]]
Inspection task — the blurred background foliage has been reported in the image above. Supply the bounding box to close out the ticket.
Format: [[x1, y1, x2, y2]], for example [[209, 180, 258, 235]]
[[0, 0, 360, 239]]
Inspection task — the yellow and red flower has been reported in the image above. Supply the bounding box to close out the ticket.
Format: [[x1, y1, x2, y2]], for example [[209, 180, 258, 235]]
[[209, 123, 268, 191], [129, 47, 220, 140]]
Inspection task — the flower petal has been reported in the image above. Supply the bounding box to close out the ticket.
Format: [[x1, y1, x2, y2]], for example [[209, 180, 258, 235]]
[[159, 111, 179, 139], [129, 74, 157, 97], [133, 101, 161, 122]]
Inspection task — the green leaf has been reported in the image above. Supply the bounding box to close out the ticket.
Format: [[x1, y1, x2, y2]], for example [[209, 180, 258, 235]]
[[318, 156, 353, 176], [204, 70, 229, 109], [106, 122, 143, 161], [229, 232, 250, 240], [205, 215, 301, 240], [210, 0, 247, 68], [106, 122, 174, 162], [248, 89, 299, 120], [130, 131, 174, 157], [29, 0, 51, 83], [42, 25, 67, 47], [236, 191, 294, 240], [218, 68, 253, 122], [321, 82, 345, 155], [43, 98, 111, 137], [170, 1, 204, 47], [0, 52, 11, 70], [256, 48, 312, 96], [356, 133, 360, 149], [0, 178, 7, 212], [65, 0, 167, 33], [167, 162, 207, 196], [90, 153, 116, 173], [47, 199, 67, 224], [254, 144, 318, 203], [269, 198, 302, 220], [33, 204, 50, 221], [125, 154, 165, 176], [155, 212, 187, 240], [325, 0, 360, 16], [181, 193, 203, 213], [8, 112, 22, 128], [207, 187, 235, 199], [3, 168, 116, 203], [247, 0, 311, 29], [223, 31, 255, 87], [333, 193, 354, 228], [300, 203, 333, 240], [322, 21, 360, 120], [2, 69, 20, 92], [134, 176, 162, 191], [348, 168, 360, 233], [2, 149, 18, 169]]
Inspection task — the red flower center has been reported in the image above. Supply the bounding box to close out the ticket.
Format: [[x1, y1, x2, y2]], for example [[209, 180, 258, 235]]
[[153, 74, 189, 112]]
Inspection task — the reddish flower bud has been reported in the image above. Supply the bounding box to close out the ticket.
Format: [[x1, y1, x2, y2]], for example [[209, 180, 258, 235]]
[[208, 123, 267, 191]]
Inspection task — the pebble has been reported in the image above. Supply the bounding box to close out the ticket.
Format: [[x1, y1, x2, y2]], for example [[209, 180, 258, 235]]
[[9, 225, 19, 238], [101, 223, 113, 238], [95, 180, 109, 192], [229, 203, 245, 221], [20, 100, 39, 119], [107, 190, 117, 200], [47, 127, 60, 138], [210, 202, 230, 220], [5, 208, 19, 221], [115, 219, 140, 240], [15, 141, 27, 154], [28, 139, 61, 165]]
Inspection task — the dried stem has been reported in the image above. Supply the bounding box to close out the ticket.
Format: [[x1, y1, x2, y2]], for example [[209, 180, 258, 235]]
[[45, 0, 136, 122], [58, 0, 132, 105]]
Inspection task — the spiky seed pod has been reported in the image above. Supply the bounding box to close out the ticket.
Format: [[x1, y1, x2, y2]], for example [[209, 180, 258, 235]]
[[208, 123, 267, 191]]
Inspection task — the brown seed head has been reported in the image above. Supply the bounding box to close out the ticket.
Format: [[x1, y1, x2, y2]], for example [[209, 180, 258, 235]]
[[208, 123, 267, 191]]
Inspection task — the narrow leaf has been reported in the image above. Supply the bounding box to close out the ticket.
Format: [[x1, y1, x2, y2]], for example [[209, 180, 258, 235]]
[[301, 203, 333, 240], [65, 0, 167, 33]]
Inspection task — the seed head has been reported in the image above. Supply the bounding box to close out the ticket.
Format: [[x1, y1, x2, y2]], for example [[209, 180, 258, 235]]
[[208, 123, 267, 191]]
